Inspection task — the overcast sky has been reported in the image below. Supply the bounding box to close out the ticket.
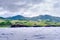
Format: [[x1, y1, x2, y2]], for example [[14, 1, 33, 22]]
[[0, 0, 60, 17]]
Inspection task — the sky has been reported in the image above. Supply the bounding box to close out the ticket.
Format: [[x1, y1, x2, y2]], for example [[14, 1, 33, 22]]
[[0, 0, 60, 17]]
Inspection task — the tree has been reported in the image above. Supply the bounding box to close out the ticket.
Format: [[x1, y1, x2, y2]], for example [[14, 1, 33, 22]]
[[0, 22, 5, 25], [5, 20, 12, 25]]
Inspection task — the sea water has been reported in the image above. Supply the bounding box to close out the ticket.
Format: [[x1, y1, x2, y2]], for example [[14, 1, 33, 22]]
[[0, 27, 60, 40]]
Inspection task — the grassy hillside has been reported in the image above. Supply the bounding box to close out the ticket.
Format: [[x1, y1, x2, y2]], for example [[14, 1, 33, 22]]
[[0, 19, 60, 27]]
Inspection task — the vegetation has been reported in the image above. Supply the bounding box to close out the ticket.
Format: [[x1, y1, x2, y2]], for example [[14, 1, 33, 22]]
[[0, 19, 60, 27]]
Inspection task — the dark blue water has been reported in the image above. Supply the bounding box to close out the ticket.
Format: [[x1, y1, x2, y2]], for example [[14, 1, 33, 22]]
[[0, 27, 60, 40]]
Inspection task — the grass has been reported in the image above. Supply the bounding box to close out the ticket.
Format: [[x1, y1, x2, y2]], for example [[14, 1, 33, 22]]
[[0, 20, 60, 27]]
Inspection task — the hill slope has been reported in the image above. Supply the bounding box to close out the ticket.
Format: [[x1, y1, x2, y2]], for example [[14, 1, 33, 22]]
[[31, 15, 60, 22], [1, 15, 60, 22], [7, 15, 26, 20]]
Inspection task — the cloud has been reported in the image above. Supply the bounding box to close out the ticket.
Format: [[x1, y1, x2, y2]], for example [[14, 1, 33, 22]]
[[0, 0, 43, 12], [0, 0, 60, 17], [52, 0, 60, 17]]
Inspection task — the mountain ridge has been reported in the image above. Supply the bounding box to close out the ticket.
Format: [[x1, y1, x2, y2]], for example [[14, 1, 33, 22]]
[[0, 15, 60, 22]]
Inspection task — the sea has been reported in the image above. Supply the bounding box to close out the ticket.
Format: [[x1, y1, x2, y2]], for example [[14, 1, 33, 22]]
[[0, 27, 60, 40]]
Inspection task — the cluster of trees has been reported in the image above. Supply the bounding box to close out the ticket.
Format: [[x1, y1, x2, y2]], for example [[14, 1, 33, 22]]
[[0, 20, 60, 27], [0, 20, 12, 27]]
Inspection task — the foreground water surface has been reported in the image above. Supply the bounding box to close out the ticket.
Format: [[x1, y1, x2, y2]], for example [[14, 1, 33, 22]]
[[0, 27, 60, 40]]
